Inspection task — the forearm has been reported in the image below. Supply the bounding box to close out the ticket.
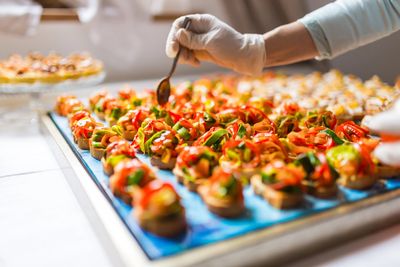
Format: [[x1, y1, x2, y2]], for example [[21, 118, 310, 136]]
[[263, 21, 318, 67]]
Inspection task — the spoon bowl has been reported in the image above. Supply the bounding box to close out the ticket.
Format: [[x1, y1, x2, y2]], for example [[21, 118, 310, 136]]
[[156, 76, 171, 105]]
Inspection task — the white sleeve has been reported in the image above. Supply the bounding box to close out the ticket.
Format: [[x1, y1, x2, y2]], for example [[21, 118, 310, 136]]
[[0, 0, 42, 36], [298, 0, 400, 59]]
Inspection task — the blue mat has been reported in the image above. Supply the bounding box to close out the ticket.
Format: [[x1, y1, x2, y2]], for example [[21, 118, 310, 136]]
[[50, 112, 400, 260]]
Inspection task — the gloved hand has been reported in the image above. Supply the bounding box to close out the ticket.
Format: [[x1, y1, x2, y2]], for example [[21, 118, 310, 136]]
[[366, 99, 400, 166], [166, 14, 266, 76]]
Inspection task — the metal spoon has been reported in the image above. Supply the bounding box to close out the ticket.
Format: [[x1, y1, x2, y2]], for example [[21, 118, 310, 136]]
[[157, 17, 192, 106]]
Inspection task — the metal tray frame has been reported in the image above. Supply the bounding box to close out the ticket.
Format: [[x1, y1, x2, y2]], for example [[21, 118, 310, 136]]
[[41, 113, 400, 267]]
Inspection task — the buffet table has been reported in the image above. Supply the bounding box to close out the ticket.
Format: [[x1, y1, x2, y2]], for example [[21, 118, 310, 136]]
[[1, 74, 400, 267]]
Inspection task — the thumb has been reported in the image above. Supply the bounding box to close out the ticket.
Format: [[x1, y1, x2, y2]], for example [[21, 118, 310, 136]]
[[176, 29, 208, 50], [367, 109, 400, 134]]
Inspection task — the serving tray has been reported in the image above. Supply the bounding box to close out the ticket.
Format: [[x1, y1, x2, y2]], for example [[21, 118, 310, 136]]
[[42, 112, 400, 267]]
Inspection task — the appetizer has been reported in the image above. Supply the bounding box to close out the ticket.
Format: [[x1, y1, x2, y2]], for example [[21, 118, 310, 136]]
[[173, 146, 219, 192], [241, 105, 271, 125], [102, 140, 136, 175], [118, 87, 137, 102], [89, 127, 121, 160], [172, 118, 201, 144], [215, 108, 244, 126], [68, 110, 91, 128], [326, 144, 376, 189], [93, 95, 116, 120], [252, 118, 276, 134], [252, 133, 288, 164], [300, 110, 337, 129], [220, 140, 261, 181], [251, 161, 305, 209], [193, 127, 231, 152], [133, 180, 187, 237], [274, 114, 299, 138], [296, 152, 339, 198], [134, 118, 172, 153], [55, 95, 85, 116], [109, 159, 156, 204], [215, 106, 268, 127], [194, 110, 217, 131], [198, 168, 245, 218], [89, 90, 110, 112], [147, 130, 182, 170], [287, 126, 344, 153], [105, 100, 127, 126], [226, 121, 253, 140], [357, 132, 400, 178], [116, 108, 150, 141], [72, 116, 98, 150], [0, 52, 103, 84], [150, 107, 182, 127]]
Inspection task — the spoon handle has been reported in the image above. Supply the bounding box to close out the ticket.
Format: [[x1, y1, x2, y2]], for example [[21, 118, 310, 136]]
[[168, 17, 192, 78]]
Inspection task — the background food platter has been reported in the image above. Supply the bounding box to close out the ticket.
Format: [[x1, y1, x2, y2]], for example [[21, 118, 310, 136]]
[[0, 72, 106, 94], [45, 111, 400, 265]]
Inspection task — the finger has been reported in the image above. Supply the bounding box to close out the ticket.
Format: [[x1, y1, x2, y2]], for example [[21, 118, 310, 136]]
[[195, 50, 234, 69], [166, 23, 181, 58], [374, 142, 400, 166], [166, 39, 179, 58], [367, 109, 400, 134], [166, 15, 191, 58], [179, 47, 200, 66], [176, 29, 209, 50], [193, 50, 214, 62], [176, 14, 215, 32], [166, 14, 213, 58], [393, 98, 400, 111]]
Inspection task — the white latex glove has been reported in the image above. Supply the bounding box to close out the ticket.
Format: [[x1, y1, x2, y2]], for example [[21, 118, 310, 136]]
[[166, 14, 266, 76], [366, 99, 400, 166]]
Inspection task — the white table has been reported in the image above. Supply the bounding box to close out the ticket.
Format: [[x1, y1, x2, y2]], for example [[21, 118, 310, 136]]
[[0, 120, 113, 267], [1, 77, 400, 267]]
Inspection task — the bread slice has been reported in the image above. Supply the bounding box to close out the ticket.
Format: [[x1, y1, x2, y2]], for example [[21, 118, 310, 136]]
[[250, 175, 266, 196], [150, 156, 177, 170], [135, 210, 187, 237], [77, 137, 90, 150], [122, 130, 136, 141], [337, 175, 377, 190], [89, 143, 105, 160], [303, 184, 338, 199], [377, 165, 400, 179], [264, 186, 303, 209], [198, 185, 244, 218], [101, 157, 114, 176], [110, 186, 132, 205]]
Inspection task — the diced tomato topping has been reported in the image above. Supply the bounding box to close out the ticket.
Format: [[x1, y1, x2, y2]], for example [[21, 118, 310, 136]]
[[335, 121, 369, 142]]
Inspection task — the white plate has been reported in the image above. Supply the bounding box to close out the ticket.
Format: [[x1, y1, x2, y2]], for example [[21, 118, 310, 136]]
[[0, 72, 106, 95]]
